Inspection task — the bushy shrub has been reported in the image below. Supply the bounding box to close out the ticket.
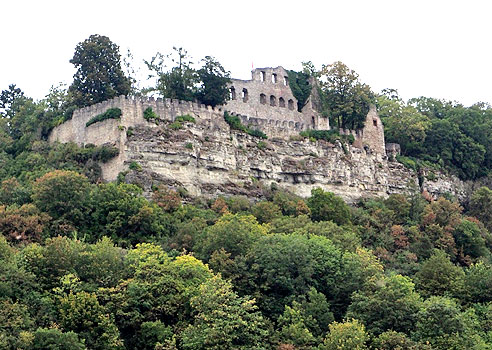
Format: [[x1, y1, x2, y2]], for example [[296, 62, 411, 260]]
[[175, 114, 196, 123], [143, 107, 158, 121], [299, 129, 354, 144], [224, 111, 268, 139], [224, 111, 247, 132], [248, 128, 267, 139], [169, 121, 183, 130]]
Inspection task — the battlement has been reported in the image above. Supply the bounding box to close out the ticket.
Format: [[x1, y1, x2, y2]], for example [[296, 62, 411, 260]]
[[73, 95, 224, 122]]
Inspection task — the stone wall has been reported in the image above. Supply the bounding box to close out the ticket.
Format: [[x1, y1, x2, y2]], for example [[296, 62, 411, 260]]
[[48, 95, 227, 180], [340, 106, 386, 157]]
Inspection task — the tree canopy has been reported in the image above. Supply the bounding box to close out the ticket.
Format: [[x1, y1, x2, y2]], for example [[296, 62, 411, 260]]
[[69, 34, 132, 107]]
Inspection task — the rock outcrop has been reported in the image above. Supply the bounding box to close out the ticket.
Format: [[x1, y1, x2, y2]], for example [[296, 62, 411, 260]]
[[48, 96, 468, 202]]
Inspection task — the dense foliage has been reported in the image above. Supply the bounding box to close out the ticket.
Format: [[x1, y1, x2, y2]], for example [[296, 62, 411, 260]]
[[69, 34, 132, 108], [145, 48, 231, 107], [378, 90, 492, 180], [1, 159, 492, 349], [287, 69, 312, 112], [318, 61, 375, 130], [299, 129, 355, 144], [224, 111, 268, 139]]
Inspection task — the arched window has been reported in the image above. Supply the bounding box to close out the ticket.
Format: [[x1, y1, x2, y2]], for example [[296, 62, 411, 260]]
[[260, 71, 266, 82], [288, 99, 294, 110], [270, 95, 276, 106], [312, 116, 316, 127], [272, 73, 277, 83], [230, 87, 236, 100], [279, 97, 285, 108], [284, 76, 289, 86], [242, 88, 248, 102], [260, 94, 266, 104]]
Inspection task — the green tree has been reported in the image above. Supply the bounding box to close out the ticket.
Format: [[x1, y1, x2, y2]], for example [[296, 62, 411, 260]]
[[238, 234, 341, 318], [347, 274, 423, 335], [276, 304, 317, 349], [414, 250, 465, 299], [19, 236, 85, 290], [195, 213, 267, 261], [32, 328, 86, 350], [468, 186, 492, 232], [195, 56, 231, 107], [377, 93, 430, 157], [58, 291, 123, 350], [76, 237, 127, 289], [319, 319, 368, 350], [106, 245, 213, 348], [372, 330, 431, 350], [452, 219, 489, 261], [88, 182, 173, 246], [145, 47, 197, 101], [333, 248, 384, 318], [31, 170, 91, 234], [0, 84, 27, 119], [277, 288, 334, 347], [413, 296, 487, 350], [307, 188, 351, 225], [287, 69, 312, 112], [423, 119, 485, 180], [464, 261, 492, 304], [0, 300, 33, 350], [319, 61, 374, 130], [251, 201, 282, 224], [69, 34, 131, 107], [181, 275, 270, 350]]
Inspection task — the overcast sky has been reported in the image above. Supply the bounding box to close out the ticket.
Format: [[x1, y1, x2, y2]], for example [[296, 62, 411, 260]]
[[2, 0, 491, 106]]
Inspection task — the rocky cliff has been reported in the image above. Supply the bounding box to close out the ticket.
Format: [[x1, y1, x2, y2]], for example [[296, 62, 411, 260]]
[[118, 119, 467, 203], [48, 96, 468, 202]]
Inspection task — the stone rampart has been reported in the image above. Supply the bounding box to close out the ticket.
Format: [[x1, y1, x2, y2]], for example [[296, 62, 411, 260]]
[[48, 95, 226, 146]]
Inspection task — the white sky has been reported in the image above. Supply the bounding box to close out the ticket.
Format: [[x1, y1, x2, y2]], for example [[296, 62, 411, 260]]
[[1, 0, 491, 106]]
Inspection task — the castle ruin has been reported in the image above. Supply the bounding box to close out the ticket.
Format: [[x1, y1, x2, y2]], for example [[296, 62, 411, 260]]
[[45, 66, 450, 203]]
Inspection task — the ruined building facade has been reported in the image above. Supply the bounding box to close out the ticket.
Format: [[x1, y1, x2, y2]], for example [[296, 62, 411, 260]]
[[226, 66, 384, 155], [226, 66, 329, 133]]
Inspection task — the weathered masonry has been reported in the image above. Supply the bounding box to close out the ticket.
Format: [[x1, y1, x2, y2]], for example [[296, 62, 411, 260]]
[[226, 66, 330, 133]]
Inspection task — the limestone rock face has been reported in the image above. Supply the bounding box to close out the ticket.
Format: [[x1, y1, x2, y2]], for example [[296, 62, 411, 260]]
[[116, 120, 466, 203]]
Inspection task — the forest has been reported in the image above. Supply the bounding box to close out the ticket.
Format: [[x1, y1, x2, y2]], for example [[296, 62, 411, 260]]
[[2, 34, 492, 350]]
